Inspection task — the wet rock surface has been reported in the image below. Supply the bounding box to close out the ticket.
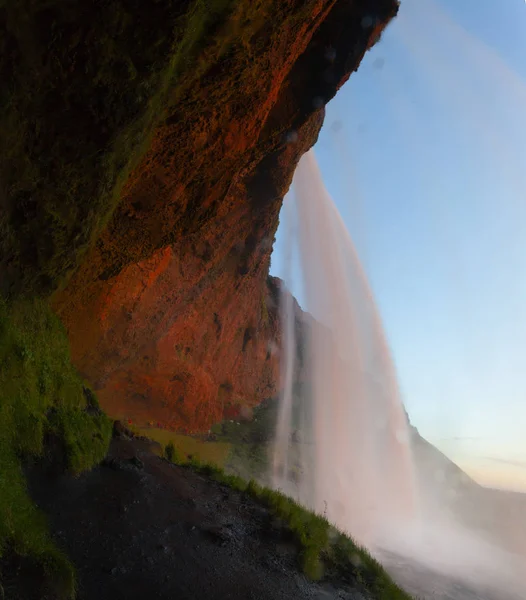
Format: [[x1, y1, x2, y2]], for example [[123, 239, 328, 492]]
[[28, 437, 370, 600]]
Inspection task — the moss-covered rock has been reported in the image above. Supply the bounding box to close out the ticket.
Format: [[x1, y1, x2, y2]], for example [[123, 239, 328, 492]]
[[0, 298, 112, 597]]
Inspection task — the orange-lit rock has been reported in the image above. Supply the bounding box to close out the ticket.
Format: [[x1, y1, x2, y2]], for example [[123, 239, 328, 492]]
[[54, 0, 399, 432]]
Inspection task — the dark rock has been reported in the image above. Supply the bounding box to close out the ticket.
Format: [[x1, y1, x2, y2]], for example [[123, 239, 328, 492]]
[[129, 456, 144, 470], [203, 525, 233, 546], [113, 421, 134, 439], [83, 386, 102, 416]]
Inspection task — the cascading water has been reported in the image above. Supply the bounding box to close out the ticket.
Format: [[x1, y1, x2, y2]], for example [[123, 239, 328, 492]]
[[271, 150, 525, 599], [271, 2, 526, 596], [272, 149, 417, 547]]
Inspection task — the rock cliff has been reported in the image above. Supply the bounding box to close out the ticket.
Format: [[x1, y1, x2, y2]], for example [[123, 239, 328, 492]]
[[40, 0, 400, 432]]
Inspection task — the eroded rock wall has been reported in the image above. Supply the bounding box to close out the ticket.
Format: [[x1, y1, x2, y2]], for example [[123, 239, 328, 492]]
[[54, 0, 399, 431]]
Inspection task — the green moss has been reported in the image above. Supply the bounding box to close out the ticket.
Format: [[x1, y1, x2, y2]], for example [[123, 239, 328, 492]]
[[164, 441, 183, 465], [0, 447, 77, 599], [48, 407, 112, 475], [0, 298, 112, 597], [138, 427, 231, 466]]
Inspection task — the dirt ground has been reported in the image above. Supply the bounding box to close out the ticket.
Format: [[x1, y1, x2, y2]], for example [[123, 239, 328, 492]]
[[27, 435, 367, 600]]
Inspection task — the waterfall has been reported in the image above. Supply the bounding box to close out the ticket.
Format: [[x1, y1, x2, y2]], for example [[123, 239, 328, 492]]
[[272, 149, 417, 547], [271, 150, 525, 599]]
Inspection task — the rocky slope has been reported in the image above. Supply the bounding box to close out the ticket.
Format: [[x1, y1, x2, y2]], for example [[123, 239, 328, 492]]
[[24, 429, 409, 600], [45, 0, 400, 432]]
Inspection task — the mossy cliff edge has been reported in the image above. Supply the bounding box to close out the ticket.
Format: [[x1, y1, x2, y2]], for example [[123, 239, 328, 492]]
[[0, 0, 398, 596]]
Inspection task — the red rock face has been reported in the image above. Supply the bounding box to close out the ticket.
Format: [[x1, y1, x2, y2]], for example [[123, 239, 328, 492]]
[[54, 0, 399, 432]]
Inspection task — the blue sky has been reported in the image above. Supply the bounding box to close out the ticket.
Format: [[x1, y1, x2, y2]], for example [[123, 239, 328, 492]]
[[271, 0, 526, 491]]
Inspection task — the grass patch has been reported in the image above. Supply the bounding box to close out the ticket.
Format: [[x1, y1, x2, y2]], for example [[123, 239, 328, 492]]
[[0, 297, 112, 598], [139, 401, 275, 480], [324, 532, 412, 600], [164, 441, 182, 465], [163, 451, 411, 599], [138, 427, 231, 467]]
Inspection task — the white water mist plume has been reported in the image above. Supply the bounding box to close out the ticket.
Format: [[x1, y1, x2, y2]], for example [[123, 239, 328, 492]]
[[272, 149, 417, 546], [271, 150, 525, 600]]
